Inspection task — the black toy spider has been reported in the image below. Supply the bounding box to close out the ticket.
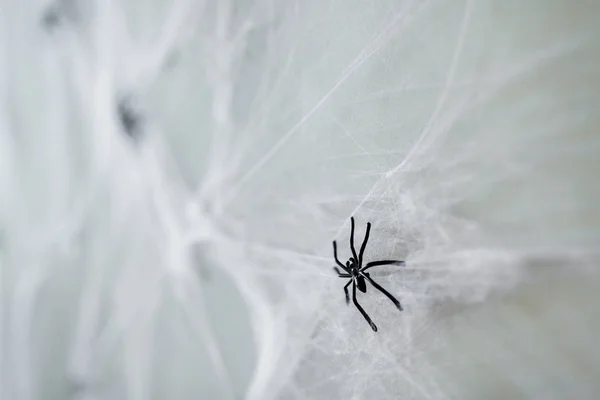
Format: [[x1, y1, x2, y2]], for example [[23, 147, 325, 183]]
[[333, 217, 405, 332]]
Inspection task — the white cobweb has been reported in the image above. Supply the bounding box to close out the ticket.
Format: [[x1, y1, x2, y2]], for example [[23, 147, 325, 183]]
[[1, 0, 600, 399]]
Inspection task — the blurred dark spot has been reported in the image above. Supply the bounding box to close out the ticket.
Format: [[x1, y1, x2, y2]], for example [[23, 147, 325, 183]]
[[117, 96, 143, 140], [66, 372, 117, 400], [192, 243, 213, 282], [42, 5, 62, 29], [42, 1, 81, 32], [164, 50, 181, 71]]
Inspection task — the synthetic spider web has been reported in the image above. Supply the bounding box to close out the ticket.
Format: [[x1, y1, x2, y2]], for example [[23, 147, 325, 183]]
[[1, 0, 600, 399]]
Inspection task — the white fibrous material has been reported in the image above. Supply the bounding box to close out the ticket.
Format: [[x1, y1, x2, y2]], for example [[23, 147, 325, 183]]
[[1, 1, 600, 399]]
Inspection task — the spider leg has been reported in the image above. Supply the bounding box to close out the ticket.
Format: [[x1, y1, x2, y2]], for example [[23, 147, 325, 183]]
[[358, 222, 371, 267], [361, 272, 403, 311], [333, 268, 351, 278], [361, 259, 405, 272], [349, 217, 359, 262], [343, 280, 351, 304], [332, 241, 349, 272], [352, 280, 378, 332]]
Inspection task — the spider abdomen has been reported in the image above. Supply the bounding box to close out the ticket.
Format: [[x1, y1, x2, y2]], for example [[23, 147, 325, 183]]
[[356, 276, 367, 293]]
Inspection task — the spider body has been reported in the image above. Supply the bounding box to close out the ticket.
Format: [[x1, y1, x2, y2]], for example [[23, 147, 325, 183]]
[[333, 217, 405, 332], [345, 260, 366, 292]]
